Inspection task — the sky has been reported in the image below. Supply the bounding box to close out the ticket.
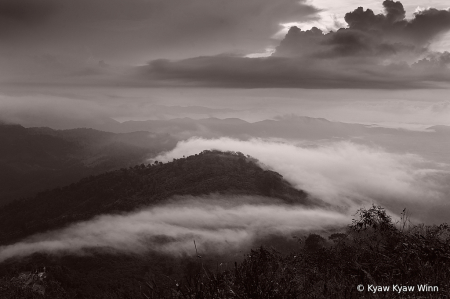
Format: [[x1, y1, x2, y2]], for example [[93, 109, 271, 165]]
[[1, 0, 450, 126]]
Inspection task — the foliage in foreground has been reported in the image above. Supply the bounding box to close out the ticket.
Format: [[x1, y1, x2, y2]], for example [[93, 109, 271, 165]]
[[1, 205, 450, 298], [142, 205, 450, 299]]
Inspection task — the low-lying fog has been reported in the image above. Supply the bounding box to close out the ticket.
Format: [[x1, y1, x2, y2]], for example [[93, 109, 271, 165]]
[[0, 196, 347, 262], [154, 138, 450, 223], [2, 137, 449, 262]]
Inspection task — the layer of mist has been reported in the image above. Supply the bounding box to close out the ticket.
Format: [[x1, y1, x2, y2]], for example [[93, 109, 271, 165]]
[[3, 137, 449, 262], [0, 196, 347, 262], [154, 138, 450, 223]]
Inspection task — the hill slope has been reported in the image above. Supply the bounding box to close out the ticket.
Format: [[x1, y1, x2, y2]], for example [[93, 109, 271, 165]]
[[0, 150, 309, 246], [0, 150, 310, 298]]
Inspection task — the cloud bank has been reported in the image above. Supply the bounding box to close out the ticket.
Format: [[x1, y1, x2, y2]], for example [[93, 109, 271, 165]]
[[154, 138, 450, 220], [2, 0, 450, 89], [0, 196, 348, 262], [142, 0, 450, 89], [3, 0, 450, 89], [0, 0, 319, 85]]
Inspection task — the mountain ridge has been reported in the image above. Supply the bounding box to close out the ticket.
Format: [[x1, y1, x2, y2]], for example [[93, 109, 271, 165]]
[[0, 150, 310, 247]]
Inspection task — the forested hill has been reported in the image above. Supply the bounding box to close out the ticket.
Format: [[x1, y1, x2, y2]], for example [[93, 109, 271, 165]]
[[0, 150, 309, 246]]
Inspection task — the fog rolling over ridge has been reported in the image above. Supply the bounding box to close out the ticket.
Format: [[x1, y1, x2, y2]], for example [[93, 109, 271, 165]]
[[2, 137, 448, 262], [0, 196, 348, 262], [154, 138, 450, 223]]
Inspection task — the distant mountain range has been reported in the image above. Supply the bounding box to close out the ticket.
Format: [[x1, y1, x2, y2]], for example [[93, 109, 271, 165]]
[[0, 124, 177, 205], [97, 115, 370, 138], [96, 115, 436, 140], [94, 116, 450, 165], [3, 115, 450, 206]]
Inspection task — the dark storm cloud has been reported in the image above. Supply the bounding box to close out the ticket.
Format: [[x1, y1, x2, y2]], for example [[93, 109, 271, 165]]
[[343, 1, 450, 44], [274, 26, 416, 58], [273, 0, 450, 58], [142, 0, 450, 89], [2, 0, 450, 89], [383, 0, 406, 23], [0, 0, 58, 24], [138, 55, 442, 89], [0, 0, 319, 64], [405, 8, 450, 43], [0, 0, 322, 86]]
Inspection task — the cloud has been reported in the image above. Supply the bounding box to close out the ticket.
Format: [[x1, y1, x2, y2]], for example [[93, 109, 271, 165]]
[[3, 0, 450, 89], [0, 196, 348, 262], [138, 55, 436, 89], [0, 93, 116, 129], [0, 0, 58, 25], [277, 0, 450, 57], [142, 1, 450, 89], [153, 138, 450, 221], [403, 7, 450, 43], [413, 51, 450, 68], [0, 0, 319, 82]]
